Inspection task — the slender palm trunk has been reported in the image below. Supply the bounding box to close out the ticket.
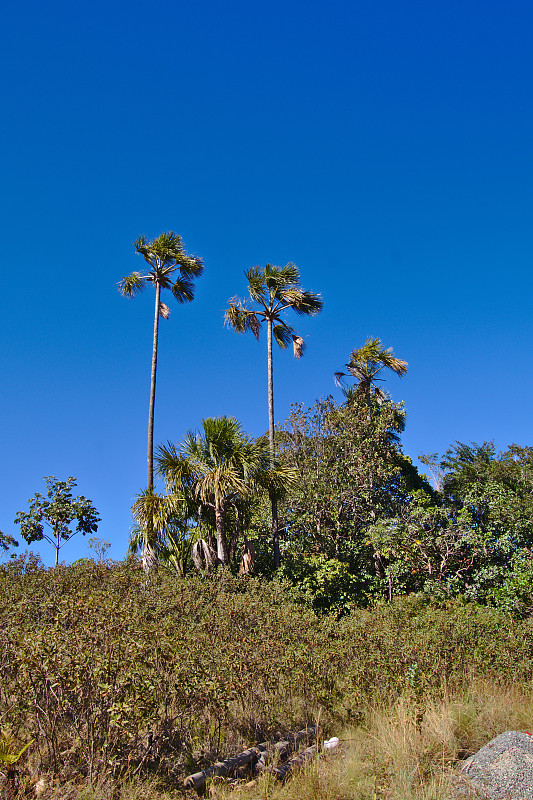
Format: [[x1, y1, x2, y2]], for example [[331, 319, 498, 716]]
[[267, 319, 281, 569], [215, 498, 228, 567], [142, 282, 160, 574], [267, 319, 275, 456], [148, 282, 161, 490]]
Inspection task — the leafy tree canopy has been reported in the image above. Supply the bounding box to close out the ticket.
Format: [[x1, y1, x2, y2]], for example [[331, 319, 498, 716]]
[[277, 394, 429, 574]]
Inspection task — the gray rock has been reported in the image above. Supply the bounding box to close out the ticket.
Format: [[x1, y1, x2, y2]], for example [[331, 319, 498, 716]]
[[452, 731, 533, 799]]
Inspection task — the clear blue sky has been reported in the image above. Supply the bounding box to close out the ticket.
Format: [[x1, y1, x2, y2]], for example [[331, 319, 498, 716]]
[[2, 0, 532, 566]]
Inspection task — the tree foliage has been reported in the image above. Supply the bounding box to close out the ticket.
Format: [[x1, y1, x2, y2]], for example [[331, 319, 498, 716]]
[[366, 442, 533, 611], [0, 530, 18, 559], [275, 394, 428, 601], [129, 488, 199, 576], [155, 417, 297, 568]]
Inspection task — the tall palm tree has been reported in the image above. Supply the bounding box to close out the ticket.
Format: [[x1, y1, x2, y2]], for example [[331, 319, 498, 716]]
[[119, 232, 204, 490], [335, 337, 408, 407], [156, 416, 295, 567], [224, 263, 322, 568]]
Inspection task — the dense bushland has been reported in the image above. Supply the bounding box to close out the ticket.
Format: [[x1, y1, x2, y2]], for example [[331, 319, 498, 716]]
[[110, 390, 533, 618], [3, 555, 533, 793]]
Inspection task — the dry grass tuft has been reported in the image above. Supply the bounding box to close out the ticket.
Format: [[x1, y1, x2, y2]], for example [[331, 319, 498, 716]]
[[206, 680, 533, 800]]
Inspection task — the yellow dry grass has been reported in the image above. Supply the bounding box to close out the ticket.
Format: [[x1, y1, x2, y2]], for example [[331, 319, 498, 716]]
[[208, 680, 533, 800]]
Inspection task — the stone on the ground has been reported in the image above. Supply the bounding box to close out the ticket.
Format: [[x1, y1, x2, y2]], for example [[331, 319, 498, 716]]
[[453, 731, 533, 799]]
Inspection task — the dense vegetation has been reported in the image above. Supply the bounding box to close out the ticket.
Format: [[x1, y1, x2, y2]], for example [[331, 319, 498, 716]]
[[274, 395, 533, 616], [3, 555, 533, 796], [115, 387, 533, 619]]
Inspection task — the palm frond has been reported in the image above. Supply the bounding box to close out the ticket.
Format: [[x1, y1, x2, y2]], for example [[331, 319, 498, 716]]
[[118, 272, 145, 297], [281, 288, 323, 316], [155, 442, 181, 476], [381, 352, 408, 377], [135, 231, 182, 265], [134, 232, 204, 284], [224, 300, 262, 339], [171, 276, 195, 303], [156, 442, 198, 488], [177, 254, 204, 279], [157, 231, 182, 250], [245, 267, 267, 302], [201, 416, 247, 456], [347, 337, 407, 377], [253, 461, 299, 498], [129, 526, 150, 555], [134, 234, 150, 260], [292, 335, 305, 358], [273, 323, 293, 350], [334, 370, 347, 387], [346, 363, 374, 383], [337, 337, 408, 397], [131, 489, 177, 537], [341, 385, 361, 403], [278, 262, 301, 285]]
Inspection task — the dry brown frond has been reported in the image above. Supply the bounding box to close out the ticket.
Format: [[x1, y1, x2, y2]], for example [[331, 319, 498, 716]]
[[158, 302, 170, 319]]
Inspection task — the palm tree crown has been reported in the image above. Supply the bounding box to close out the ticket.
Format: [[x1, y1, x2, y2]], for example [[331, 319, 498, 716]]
[[120, 232, 204, 310], [129, 487, 198, 576], [225, 263, 322, 453], [335, 337, 408, 405], [225, 263, 323, 360]]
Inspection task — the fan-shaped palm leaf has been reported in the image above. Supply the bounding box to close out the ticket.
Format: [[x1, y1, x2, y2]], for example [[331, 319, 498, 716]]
[[225, 300, 261, 339], [118, 272, 145, 297], [273, 323, 294, 349], [171, 276, 195, 303]]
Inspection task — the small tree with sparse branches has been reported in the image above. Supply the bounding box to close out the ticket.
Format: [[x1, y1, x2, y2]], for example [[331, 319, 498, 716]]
[[14, 476, 100, 566]]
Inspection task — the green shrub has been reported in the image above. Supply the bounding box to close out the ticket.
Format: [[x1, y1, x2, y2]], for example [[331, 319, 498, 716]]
[[276, 553, 360, 614]]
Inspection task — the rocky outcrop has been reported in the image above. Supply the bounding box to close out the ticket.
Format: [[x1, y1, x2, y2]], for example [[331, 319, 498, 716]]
[[453, 731, 533, 799]]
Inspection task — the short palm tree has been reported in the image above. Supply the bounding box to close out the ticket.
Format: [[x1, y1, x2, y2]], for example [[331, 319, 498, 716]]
[[156, 416, 295, 567], [129, 487, 193, 574], [224, 263, 322, 568], [119, 232, 203, 491], [335, 337, 408, 407]]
